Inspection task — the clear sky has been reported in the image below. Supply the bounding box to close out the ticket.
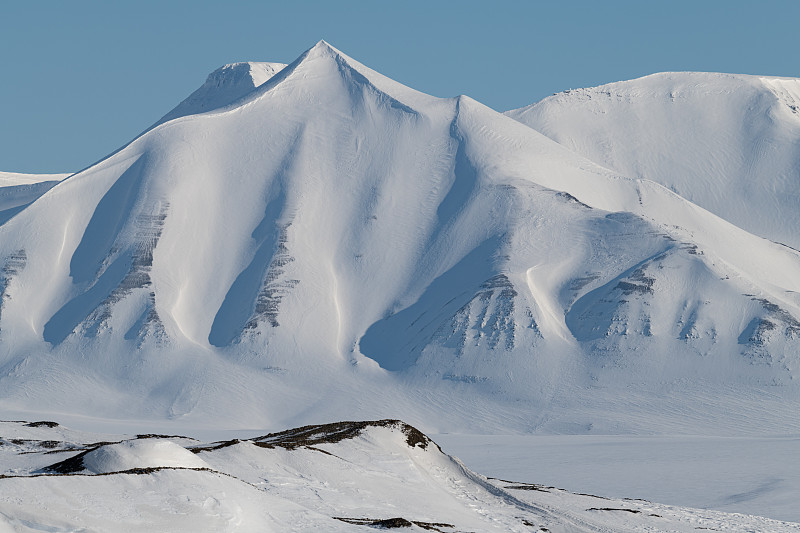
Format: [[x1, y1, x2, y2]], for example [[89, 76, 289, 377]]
[[2, 0, 798, 174]]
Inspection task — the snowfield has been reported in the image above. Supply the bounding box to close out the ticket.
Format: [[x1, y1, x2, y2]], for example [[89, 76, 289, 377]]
[[434, 432, 800, 524], [1, 419, 798, 532], [1, 41, 799, 529]]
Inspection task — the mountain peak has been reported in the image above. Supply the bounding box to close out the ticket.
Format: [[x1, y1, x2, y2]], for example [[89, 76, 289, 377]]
[[278, 40, 436, 115], [297, 39, 358, 69], [309, 39, 337, 53], [155, 61, 287, 125], [207, 61, 287, 89]]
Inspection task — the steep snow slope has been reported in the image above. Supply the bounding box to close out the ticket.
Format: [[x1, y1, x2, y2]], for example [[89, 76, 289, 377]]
[[507, 72, 800, 249], [0, 43, 799, 437], [2, 420, 797, 532]]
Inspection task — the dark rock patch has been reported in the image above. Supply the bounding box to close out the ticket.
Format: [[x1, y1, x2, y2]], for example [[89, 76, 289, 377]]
[[193, 420, 433, 454], [334, 516, 455, 531], [42, 448, 94, 474], [587, 507, 641, 514], [25, 421, 59, 428]]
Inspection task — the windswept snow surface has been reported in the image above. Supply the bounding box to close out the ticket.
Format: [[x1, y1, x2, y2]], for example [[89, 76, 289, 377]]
[[507, 72, 800, 249], [1, 420, 797, 532]]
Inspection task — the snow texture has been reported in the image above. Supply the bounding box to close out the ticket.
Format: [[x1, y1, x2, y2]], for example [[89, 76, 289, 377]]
[[1, 41, 800, 528]]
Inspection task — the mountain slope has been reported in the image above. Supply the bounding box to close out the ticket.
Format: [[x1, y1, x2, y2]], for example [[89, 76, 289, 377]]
[[155, 61, 287, 125], [0, 171, 71, 186], [0, 43, 798, 435], [506, 72, 800, 249], [0, 171, 70, 226]]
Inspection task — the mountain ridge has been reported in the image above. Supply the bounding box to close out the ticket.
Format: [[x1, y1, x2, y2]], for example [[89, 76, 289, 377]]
[[155, 60, 288, 126], [506, 71, 800, 249]]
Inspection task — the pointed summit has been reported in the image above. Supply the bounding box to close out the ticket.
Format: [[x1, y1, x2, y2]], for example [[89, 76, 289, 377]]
[[290, 39, 363, 72], [275, 39, 436, 114], [308, 39, 338, 55]]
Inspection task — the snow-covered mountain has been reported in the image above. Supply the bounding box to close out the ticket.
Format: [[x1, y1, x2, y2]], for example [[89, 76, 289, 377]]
[[155, 61, 287, 125], [0, 171, 71, 187], [507, 72, 800, 249], [0, 171, 70, 226], [2, 419, 796, 532], [0, 42, 799, 438]]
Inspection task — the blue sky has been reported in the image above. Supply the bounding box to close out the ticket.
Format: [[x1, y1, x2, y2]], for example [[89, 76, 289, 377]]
[[2, 0, 798, 173]]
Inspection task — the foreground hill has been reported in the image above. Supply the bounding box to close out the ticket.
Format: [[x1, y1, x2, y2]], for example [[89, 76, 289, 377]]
[[1, 419, 796, 532], [507, 72, 800, 249], [0, 43, 799, 436]]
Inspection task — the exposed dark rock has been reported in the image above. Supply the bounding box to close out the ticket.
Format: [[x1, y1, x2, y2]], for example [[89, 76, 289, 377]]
[[587, 507, 641, 514], [81, 206, 169, 342], [333, 516, 455, 531], [504, 484, 550, 492], [615, 267, 655, 296], [433, 274, 520, 354], [192, 420, 433, 454], [43, 448, 94, 474], [0, 250, 26, 332], [244, 222, 299, 330], [136, 433, 193, 440], [25, 421, 59, 428], [556, 191, 592, 209]]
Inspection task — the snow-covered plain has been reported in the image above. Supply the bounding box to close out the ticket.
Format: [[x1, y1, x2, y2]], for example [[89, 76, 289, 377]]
[[1, 41, 800, 529], [435, 433, 800, 524]]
